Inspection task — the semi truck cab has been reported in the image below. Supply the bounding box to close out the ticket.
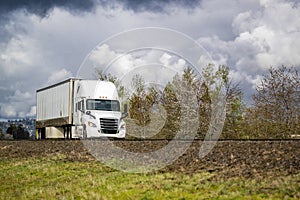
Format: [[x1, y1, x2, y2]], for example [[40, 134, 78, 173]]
[[73, 80, 127, 139]]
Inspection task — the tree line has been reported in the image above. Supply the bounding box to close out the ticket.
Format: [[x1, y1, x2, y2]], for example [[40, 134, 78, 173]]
[[5, 124, 30, 139], [100, 65, 300, 139]]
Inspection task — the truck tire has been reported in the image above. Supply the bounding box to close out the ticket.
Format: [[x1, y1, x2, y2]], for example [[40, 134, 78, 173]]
[[83, 126, 87, 140]]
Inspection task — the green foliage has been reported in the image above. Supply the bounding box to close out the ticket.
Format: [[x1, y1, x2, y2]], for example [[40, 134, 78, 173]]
[[96, 68, 119, 84], [130, 74, 145, 96], [160, 82, 181, 138], [97, 65, 300, 139], [182, 66, 199, 88], [222, 84, 245, 139], [1, 156, 299, 199], [198, 82, 212, 138], [199, 64, 244, 139], [129, 94, 155, 126], [126, 65, 245, 140], [160, 67, 200, 139], [129, 74, 159, 127]]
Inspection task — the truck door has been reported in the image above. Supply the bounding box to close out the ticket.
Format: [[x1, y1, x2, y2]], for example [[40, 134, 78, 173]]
[[74, 98, 85, 125]]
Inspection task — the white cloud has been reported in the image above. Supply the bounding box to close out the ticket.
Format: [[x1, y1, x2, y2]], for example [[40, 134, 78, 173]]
[[8, 90, 32, 102], [1, 104, 17, 118], [46, 68, 73, 86], [26, 106, 36, 117], [232, 11, 257, 34], [82, 44, 189, 81], [0, 89, 36, 118], [89, 44, 118, 66], [235, 0, 300, 69], [198, 0, 300, 91], [158, 53, 186, 72], [159, 53, 172, 66], [0, 102, 34, 118], [0, 0, 299, 118], [0, 36, 41, 76]]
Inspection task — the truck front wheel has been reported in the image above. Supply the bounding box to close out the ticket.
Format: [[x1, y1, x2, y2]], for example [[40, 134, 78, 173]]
[[83, 125, 87, 139]]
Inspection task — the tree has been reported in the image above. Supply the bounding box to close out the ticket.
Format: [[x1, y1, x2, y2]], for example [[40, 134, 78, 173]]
[[127, 74, 164, 139], [6, 124, 16, 135], [199, 64, 244, 139], [197, 82, 212, 138], [96, 69, 119, 84], [252, 66, 300, 138], [160, 65, 244, 139], [7, 124, 29, 139], [160, 80, 181, 138], [218, 65, 244, 139], [161, 67, 201, 139], [222, 82, 244, 139], [129, 74, 159, 127]]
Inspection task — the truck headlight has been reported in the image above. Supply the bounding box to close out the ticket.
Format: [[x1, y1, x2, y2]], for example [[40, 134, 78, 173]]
[[120, 122, 126, 129], [88, 121, 97, 128]]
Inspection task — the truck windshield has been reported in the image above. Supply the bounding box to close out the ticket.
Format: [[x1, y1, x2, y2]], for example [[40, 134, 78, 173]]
[[86, 99, 120, 111]]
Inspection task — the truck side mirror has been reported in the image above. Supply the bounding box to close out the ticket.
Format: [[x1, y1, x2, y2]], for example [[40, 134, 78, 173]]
[[86, 111, 96, 119], [123, 104, 128, 114], [121, 113, 128, 119], [121, 104, 128, 120]]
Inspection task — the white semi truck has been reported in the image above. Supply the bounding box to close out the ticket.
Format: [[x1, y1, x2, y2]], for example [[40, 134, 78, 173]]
[[36, 78, 127, 139]]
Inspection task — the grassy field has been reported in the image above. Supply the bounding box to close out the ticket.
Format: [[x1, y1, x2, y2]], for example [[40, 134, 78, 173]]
[[1, 154, 300, 200]]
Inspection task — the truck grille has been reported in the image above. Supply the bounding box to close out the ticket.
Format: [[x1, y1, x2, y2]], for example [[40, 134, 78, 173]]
[[100, 118, 118, 134]]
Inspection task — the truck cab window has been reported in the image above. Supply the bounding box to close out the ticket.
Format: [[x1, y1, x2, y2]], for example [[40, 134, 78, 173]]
[[77, 102, 81, 111], [86, 99, 120, 111], [77, 100, 85, 112], [81, 100, 85, 111]]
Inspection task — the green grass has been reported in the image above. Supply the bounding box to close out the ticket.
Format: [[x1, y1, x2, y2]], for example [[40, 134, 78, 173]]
[[0, 155, 299, 199]]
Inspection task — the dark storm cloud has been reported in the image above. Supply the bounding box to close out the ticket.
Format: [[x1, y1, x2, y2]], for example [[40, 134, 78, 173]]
[[0, 0, 97, 17], [118, 0, 202, 12], [0, 0, 98, 42], [0, 0, 202, 17], [0, 0, 202, 41]]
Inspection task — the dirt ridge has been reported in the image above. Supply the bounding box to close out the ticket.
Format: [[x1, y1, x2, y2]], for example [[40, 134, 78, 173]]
[[1, 140, 299, 179]]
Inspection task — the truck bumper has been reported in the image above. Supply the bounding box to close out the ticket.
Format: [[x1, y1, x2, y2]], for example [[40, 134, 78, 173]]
[[86, 126, 126, 139]]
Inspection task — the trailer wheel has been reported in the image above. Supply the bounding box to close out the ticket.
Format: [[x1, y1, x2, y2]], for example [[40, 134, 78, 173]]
[[83, 126, 87, 140]]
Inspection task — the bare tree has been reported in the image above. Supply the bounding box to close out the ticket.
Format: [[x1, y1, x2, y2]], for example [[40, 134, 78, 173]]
[[252, 66, 300, 138]]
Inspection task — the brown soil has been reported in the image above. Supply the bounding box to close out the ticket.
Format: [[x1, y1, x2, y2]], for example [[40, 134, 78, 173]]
[[0, 140, 299, 179]]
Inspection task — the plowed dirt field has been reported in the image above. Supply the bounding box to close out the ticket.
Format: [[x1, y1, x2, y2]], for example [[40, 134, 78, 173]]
[[1, 140, 299, 179]]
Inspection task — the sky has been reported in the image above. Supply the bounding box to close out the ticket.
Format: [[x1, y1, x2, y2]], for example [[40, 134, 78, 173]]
[[0, 0, 300, 119]]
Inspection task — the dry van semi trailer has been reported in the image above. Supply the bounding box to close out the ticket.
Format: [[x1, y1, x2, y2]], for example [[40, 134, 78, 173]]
[[36, 78, 127, 139]]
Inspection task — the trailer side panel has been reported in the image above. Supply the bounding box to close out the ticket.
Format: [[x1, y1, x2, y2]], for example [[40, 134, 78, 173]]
[[36, 80, 73, 128]]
